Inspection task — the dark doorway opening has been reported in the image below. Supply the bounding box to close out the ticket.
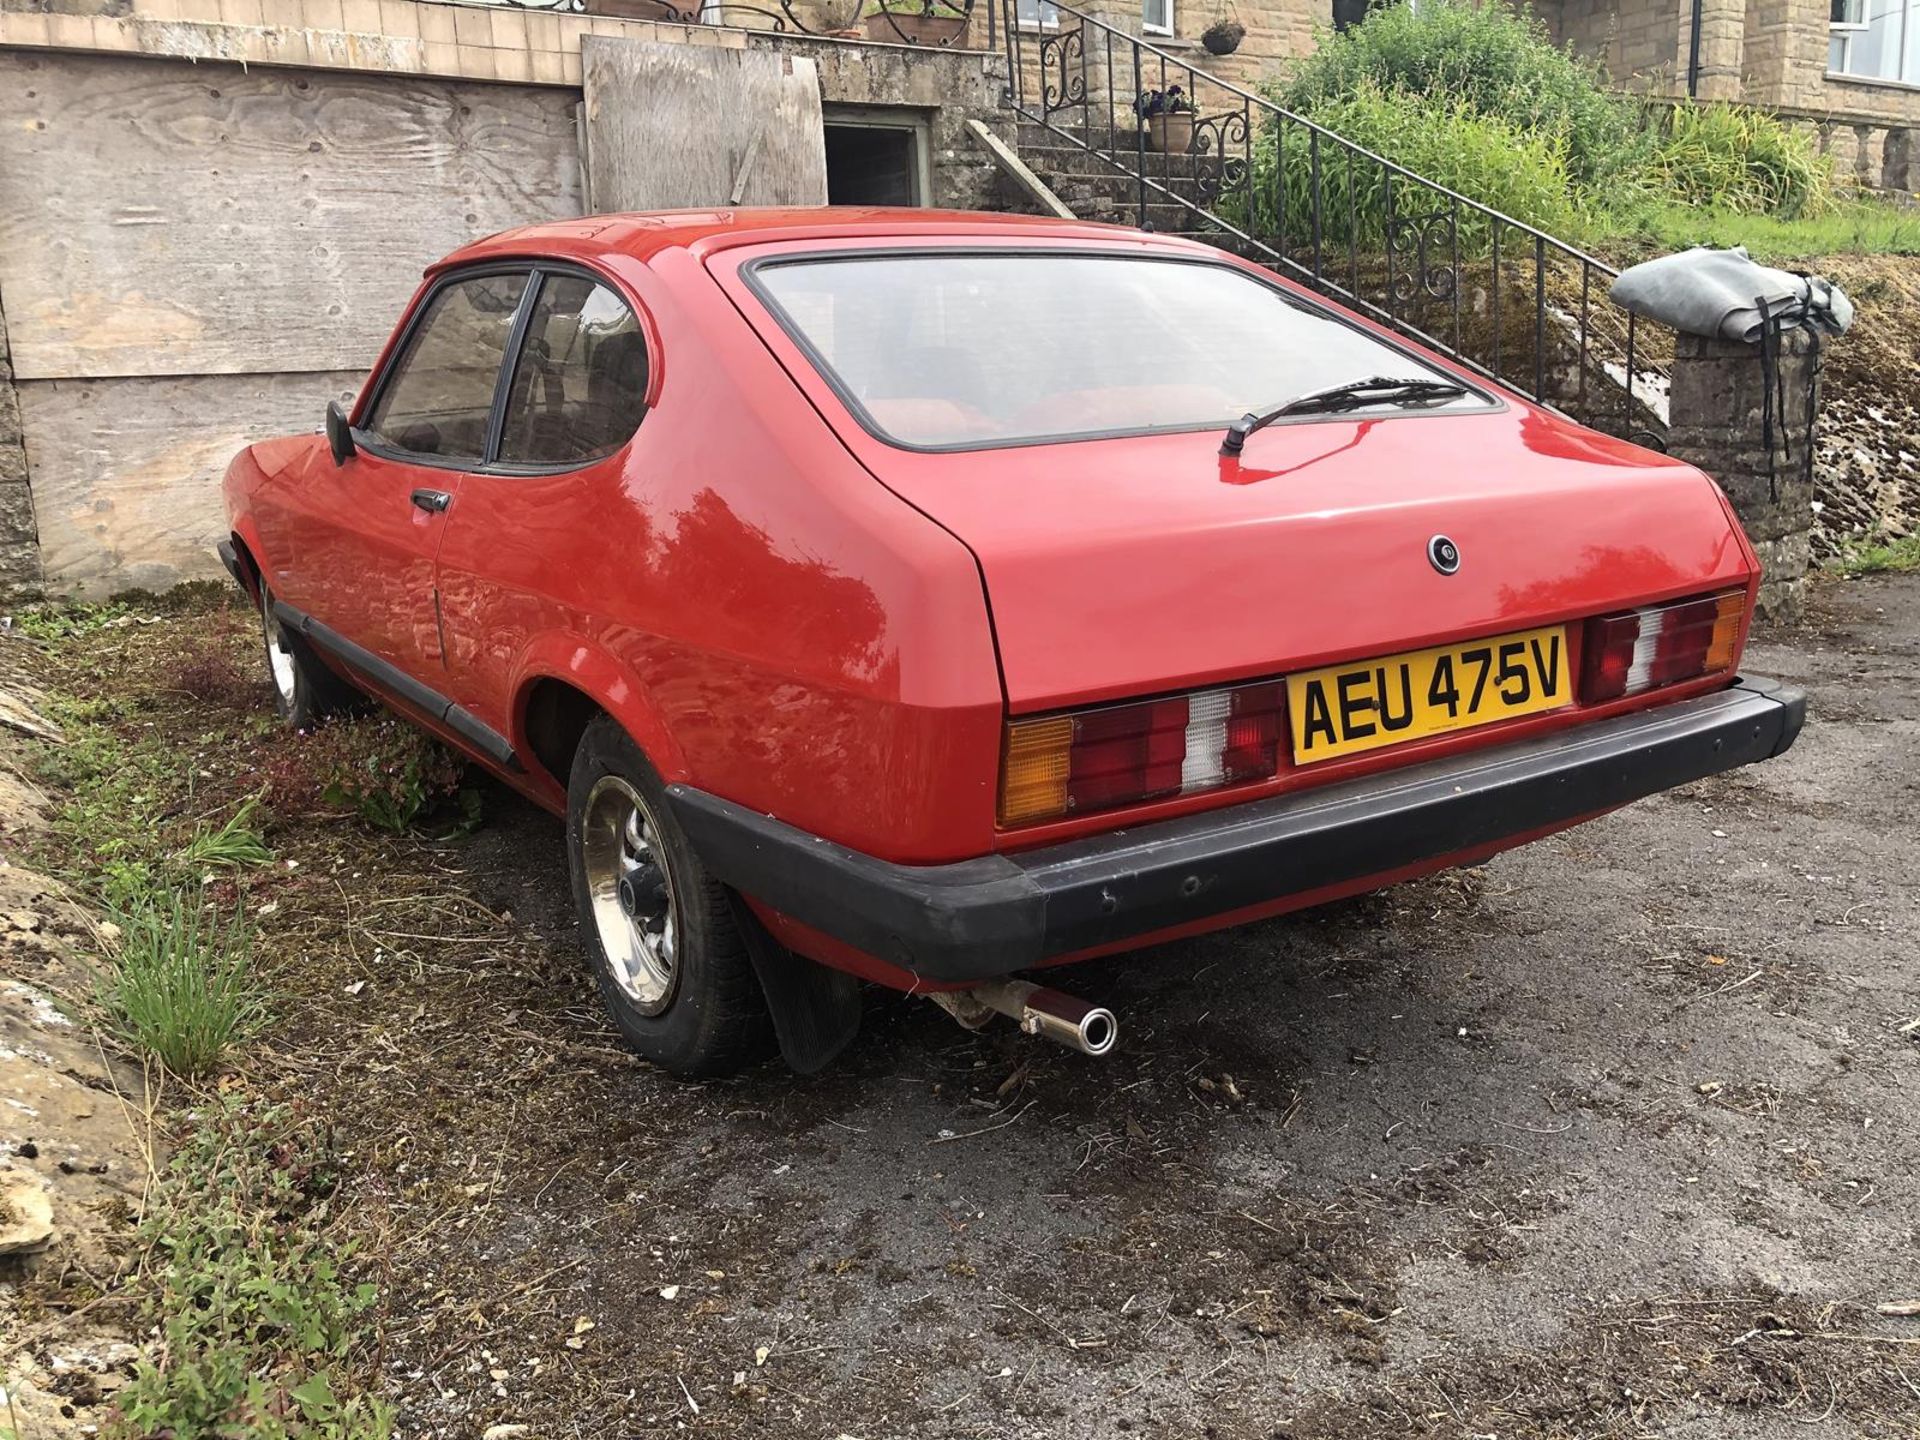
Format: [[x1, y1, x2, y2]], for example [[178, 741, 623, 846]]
[[823, 122, 925, 206]]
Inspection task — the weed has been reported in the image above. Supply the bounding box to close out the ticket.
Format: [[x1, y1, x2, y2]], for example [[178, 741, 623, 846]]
[[1645, 101, 1832, 218], [1834, 533, 1920, 576], [98, 889, 262, 1078], [262, 715, 474, 833], [113, 1098, 390, 1440], [9, 598, 139, 642], [171, 627, 258, 707], [178, 795, 274, 870]]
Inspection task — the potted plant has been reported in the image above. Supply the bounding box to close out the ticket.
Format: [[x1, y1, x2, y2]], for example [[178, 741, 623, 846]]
[[1201, 12, 1244, 54], [1135, 85, 1195, 154], [862, 0, 972, 45]]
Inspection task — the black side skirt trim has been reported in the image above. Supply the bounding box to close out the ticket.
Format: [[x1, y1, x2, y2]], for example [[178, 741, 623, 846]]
[[273, 601, 520, 773]]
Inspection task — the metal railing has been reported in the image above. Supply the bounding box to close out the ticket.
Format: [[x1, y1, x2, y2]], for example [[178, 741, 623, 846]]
[[1000, 0, 1669, 442], [496, 0, 989, 46]]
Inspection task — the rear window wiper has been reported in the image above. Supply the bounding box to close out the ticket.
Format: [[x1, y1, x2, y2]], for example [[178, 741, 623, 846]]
[[1220, 376, 1471, 455]]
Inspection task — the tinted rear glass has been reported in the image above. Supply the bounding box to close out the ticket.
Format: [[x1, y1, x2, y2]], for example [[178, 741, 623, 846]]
[[751, 252, 1485, 449]]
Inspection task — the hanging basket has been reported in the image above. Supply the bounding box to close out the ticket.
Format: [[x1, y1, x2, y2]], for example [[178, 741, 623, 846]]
[[1201, 16, 1245, 54]]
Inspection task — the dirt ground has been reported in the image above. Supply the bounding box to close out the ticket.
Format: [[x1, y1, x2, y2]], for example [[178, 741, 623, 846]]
[[8, 572, 1920, 1439]]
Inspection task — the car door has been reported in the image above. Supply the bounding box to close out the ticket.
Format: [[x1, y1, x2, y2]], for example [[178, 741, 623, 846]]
[[432, 267, 654, 735], [257, 267, 532, 686]]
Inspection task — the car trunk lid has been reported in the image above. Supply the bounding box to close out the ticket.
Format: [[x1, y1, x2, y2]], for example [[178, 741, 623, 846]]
[[862, 409, 1753, 712]]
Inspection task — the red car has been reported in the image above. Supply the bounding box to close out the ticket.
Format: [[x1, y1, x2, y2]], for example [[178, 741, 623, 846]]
[[219, 208, 1804, 1076]]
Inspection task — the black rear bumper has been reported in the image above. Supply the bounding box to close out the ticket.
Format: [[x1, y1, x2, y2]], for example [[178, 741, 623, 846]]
[[669, 676, 1805, 984]]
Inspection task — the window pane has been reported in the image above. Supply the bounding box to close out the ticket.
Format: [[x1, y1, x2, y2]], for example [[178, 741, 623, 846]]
[[497, 276, 648, 467], [1836, 0, 1906, 76], [1142, 0, 1170, 29], [754, 253, 1483, 450], [366, 273, 526, 460], [1015, 0, 1057, 24]]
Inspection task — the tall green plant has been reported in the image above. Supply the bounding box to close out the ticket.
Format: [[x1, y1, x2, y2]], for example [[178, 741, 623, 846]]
[[1224, 85, 1592, 258], [1647, 101, 1833, 218], [99, 889, 262, 1077], [1275, 0, 1644, 187]]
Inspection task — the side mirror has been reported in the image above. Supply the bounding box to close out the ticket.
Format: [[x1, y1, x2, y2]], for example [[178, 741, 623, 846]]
[[325, 400, 357, 465]]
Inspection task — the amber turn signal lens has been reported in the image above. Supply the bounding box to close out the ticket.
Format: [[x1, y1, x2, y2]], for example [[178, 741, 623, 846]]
[[1704, 589, 1744, 674], [999, 715, 1074, 826]]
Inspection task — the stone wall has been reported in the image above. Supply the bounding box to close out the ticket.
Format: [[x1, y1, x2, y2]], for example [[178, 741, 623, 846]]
[[0, 292, 39, 601], [0, 0, 1015, 594], [1545, 0, 1684, 92], [1666, 330, 1820, 621]]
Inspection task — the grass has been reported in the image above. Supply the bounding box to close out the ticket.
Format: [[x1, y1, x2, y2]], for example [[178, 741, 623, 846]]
[[19, 597, 392, 1435], [114, 1098, 391, 1440], [1834, 533, 1920, 576], [1612, 197, 1920, 265], [177, 794, 274, 870], [99, 888, 263, 1078]]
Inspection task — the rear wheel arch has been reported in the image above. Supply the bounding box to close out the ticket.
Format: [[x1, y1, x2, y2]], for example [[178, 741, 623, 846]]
[[512, 656, 688, 799], [520, 677, 606, 797]]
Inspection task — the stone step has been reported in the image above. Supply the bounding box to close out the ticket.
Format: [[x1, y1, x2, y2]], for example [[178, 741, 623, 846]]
[[1018, 142, 1219, 179]]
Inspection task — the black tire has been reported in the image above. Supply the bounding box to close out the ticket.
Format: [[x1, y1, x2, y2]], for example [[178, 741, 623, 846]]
[[257, 581, 361, 729], [566, 715, 775, 1078]]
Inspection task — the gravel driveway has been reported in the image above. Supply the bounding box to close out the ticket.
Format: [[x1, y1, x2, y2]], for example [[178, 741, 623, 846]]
[[351, 572, 1916, 1438], [13, 575, 1916, 1439]]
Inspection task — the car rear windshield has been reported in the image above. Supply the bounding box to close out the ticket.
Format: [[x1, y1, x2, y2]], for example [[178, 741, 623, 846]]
[[750, 251, 1488, 450]]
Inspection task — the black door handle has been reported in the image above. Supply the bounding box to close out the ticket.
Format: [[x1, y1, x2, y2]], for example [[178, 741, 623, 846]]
[[410, 489, 452, 514]]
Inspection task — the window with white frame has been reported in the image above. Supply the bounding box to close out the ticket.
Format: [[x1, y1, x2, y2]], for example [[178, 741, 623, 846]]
[[1015, 0, 1058, 25], [1830, 0, 1920, 84], [1141, 0, 1173, 34]]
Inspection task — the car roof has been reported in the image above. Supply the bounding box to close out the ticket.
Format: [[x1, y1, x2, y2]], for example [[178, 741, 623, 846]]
[[433, 206, 1202, 272]]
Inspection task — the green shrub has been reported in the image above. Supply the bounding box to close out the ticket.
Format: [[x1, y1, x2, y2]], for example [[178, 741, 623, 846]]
[[1646, 100, 1833, 218], [99, 889, 262, 1078], [1275, 0, 1643, 187], [1229, 85, 1592, 256]]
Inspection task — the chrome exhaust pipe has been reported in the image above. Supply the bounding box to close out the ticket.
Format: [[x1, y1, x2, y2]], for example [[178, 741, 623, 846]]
[[931, 979, 1118, 1057]]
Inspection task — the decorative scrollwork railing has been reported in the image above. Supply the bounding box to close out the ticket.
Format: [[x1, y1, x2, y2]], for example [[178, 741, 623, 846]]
[[496, 0, 986, 47], [1385, 208, 1458, 304], [1040, 28, 1085, 115], [997, 0, 1671, 443]]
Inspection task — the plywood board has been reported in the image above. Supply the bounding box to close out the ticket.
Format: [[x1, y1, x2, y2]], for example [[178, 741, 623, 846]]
[[581, 37, 827, 211], [18, 372, 361, 596], [0, 51, 583, 381]]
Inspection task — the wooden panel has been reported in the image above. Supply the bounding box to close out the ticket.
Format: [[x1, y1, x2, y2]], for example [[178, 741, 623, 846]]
[[581, 37, 827, 211], [18, 372, 361, 596], [0, 51, 583, 381]]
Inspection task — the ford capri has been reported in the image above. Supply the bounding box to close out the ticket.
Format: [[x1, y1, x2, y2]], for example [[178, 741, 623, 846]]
[[218, 208, 1804, 1076]]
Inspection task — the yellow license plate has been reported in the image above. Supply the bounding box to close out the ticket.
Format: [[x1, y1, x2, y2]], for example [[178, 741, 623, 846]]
[[1286, 625, 1572, 765]]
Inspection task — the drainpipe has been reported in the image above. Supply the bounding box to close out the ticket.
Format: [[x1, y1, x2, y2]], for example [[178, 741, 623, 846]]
[[1687, 0, 1703, 98]]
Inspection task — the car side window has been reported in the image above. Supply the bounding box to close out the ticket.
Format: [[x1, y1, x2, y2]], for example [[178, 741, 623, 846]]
[[364, 271, 529, 461], [496, 275, 649, 467]]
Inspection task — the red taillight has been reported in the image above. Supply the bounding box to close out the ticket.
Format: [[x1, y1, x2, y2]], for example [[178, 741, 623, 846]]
[[1579, 590, 1745, 704], [1065, 696, 1188, 813], [999, 681, 1284, 826]]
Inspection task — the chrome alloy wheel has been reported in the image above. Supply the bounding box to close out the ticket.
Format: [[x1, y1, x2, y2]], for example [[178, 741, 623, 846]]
[[580, 776, 680, 1015], [261, 595, 296, 705]]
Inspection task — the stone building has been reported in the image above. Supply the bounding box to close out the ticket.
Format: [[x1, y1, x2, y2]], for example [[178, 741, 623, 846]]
[[1530, 0, 1919, 188]]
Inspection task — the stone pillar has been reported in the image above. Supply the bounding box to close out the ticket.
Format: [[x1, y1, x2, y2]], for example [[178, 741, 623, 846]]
[[1691, 0, 1747, 99], [1883, 127, 1913, 193], [1665, 329, 1821, 623], [0, 291, 42, 601]]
